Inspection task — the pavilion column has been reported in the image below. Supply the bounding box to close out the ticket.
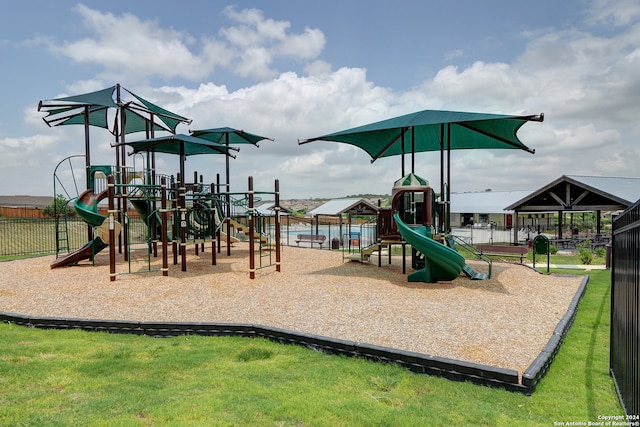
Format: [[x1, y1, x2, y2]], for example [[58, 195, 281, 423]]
[[513, 209, 519, 244], [558, 210, 563, 239]]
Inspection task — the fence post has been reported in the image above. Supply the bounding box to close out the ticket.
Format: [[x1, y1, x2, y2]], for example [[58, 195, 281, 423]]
[[108, 175, 116, 282], [275, 179, 281, 272], [161, 177, 168, 277], [248, 176, 255, 279]]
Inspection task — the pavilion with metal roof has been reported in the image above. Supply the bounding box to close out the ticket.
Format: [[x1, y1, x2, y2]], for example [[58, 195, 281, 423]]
[[505, 175, 640, 240], [307, 198, 379, 217], [306, 198, 379, 246]]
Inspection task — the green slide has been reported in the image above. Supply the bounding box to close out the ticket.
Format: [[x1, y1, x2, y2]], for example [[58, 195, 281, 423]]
[[130, 198, 167, 240], [74, 189, 108, 227], [50, 189, 109, 268], [393, 213, 465, 283]]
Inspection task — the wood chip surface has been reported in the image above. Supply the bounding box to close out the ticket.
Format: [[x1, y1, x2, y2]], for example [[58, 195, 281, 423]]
[[0, 243, 583, 380]]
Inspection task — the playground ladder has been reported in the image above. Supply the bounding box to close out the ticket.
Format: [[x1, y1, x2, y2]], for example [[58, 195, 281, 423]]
[[54, 203, 71, 256]]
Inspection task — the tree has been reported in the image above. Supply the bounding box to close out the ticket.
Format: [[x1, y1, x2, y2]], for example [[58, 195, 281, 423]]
[[42, 194, 74, 217]]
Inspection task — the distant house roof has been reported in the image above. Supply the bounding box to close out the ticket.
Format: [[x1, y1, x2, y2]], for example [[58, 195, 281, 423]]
[[0, 195, 53, 208], [307, 198, 378, 216], [450, 191, 531, 214], [506, 175, 640, 212], [234, 201, 291, 216], [254, 201, 291, 216]]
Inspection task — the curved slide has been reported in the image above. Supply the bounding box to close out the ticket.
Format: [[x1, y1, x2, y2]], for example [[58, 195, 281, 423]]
[[50, 189, 113, 269], [130, 197, 166, 240], [393, 213, 465, 283]]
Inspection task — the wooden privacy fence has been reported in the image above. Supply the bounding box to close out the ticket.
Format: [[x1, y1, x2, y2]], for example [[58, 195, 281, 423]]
[[0, 206, 48, 219], [610, 199, 640, 417]]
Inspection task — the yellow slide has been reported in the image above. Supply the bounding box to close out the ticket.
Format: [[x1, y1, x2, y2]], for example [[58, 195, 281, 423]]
[[219, 229, 240, 244], [345, 243, 380, 262], [210, 200, 268, 244], [227, 218, 268, 244]]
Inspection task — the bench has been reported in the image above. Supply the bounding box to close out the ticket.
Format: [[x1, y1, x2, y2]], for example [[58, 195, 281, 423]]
[[475, 244, 528, 263], [295, 234, 326, 248]]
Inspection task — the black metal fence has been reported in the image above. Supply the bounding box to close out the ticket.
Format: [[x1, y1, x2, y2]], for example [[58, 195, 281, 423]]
[[0, 216, 373, 258], [0, 217, 147, 258], [611, 199, 640, 417]]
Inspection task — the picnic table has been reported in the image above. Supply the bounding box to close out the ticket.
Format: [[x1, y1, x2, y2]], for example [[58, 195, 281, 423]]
[[295, 234, 326, 248], [475, 244, 528, 263]]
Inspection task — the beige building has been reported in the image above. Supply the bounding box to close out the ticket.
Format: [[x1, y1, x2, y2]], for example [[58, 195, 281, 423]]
[[449, 190, 537, 230]]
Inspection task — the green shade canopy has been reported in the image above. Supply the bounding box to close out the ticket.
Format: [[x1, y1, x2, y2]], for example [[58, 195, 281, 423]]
[[299, 108, 544, 234], [37, 86, 116, 130], [39, 84, 193, 189], [190, 127, 273, 146], [38, 84, 191, 135], [124, 133, 239, 157], [123, 133, 239, 182], [299, 109, 543, 161], [189, 127, 273, 193]]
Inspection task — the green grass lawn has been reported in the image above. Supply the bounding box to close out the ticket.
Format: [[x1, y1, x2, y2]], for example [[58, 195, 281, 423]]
[[0, 269, 623, 426], [528, 248, 607, 265]]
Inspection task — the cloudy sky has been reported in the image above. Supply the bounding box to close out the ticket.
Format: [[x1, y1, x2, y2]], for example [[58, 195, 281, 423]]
[[1, 0, 639, 200]]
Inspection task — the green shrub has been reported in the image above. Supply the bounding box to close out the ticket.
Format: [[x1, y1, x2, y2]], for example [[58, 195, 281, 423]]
[[595, 247, 606, 258], [549, 244, 558, 255], [577, 240, 593, 265]]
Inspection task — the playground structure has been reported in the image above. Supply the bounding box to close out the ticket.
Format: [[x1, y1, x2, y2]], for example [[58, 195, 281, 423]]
[[40, 86, 540, 284], [52, 155, 495, 284], [39, 84, 281, 281], [51, 159, 281, 281], [346, 173, 492, 281]]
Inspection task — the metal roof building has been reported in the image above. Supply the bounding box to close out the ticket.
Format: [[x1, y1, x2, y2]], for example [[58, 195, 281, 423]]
[[506, 175, 640, 212], [506, 174, 640, 239], [307, 198, 378, 216], [450, 191, 532, 214]]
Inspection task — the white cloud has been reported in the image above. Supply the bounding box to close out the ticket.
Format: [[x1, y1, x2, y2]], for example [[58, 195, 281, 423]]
[[220, 6, 325, 79], [9, 1, 640, 199], [51, 4, 219, 82], [584, 0, 640, 27], [47, 4, 326, 84], [304, 60, 332, 76]]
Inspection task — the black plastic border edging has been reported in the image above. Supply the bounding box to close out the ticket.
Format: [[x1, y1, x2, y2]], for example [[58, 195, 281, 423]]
[[1, 311, 526, 393], [0, 275, 588, 396], [522, 275, 590, 391]]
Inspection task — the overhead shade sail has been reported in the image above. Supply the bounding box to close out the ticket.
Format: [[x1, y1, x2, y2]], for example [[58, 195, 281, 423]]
[[190, 127, 273, 146], [41, 86, 117, 109], [299, 108, 544, 234], [124, 134, 239, 157], [299, 109, 543, 162], [189, 127, 274, 193], [123, 133, 240, 183], [38, 84, 192, 136], [38, 84, 193, 190], [37, 86, 117, 130], [129, 91, 192, 135]]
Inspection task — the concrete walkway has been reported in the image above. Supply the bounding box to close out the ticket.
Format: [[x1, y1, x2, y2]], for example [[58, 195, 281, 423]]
[[525, 262, 608, 271]]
